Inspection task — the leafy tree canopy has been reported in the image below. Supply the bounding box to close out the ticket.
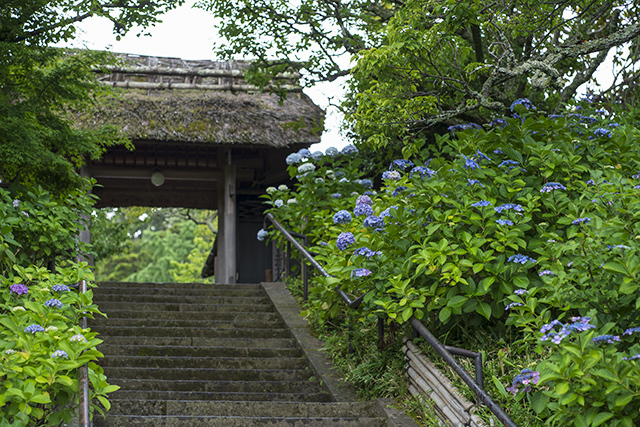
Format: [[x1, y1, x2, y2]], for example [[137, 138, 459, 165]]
[[0, 0, 184, 192], [197, 0, 640, 148]]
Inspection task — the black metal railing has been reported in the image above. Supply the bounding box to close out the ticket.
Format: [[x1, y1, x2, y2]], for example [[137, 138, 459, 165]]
[[263, 213, 518, 427]]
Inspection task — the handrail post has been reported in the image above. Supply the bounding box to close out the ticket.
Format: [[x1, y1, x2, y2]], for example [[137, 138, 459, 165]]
[[302, 235, 309, 300], [78, 279, 90, 427]]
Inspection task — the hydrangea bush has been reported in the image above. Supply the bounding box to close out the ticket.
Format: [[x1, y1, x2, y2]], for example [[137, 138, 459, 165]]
[[262, 101, 640, 425], [1, 182, 117, 425]]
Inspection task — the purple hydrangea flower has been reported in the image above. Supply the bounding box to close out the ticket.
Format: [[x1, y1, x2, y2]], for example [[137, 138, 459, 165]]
[[471, 200, 492, 208], [10, 284, 28, 296], [506, 368, 540, 395], [508, 254, 536, 264], [257, 229, 269, 241], [24, 324, 45, 334], [52, 284, 71, 292], [331, 193, 342, 199], [593, 128, 613, 138], [392, 186, 407, 197], [623, 327, 640, 336], [467, 179, 485, 187], [354, 204, 374, 217], [336, 232, 355, 251], [623, 354, 640, 361], [12, 199, 20, 208], [380, 206, 398, 219], [333, 210, 353, 224], [351, 268, 372, 278], [514, 289, 529, 295]]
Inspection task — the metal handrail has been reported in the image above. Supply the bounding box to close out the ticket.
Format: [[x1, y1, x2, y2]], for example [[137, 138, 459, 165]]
[[263, 212, 518, 427], [78, 279, 90, 427]]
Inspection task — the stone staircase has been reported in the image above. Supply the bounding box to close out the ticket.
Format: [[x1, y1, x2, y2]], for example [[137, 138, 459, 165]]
[[90, 281, 396, 426]]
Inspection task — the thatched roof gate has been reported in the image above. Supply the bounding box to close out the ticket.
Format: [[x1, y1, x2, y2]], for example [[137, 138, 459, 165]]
[[78, 53, 324, 284]]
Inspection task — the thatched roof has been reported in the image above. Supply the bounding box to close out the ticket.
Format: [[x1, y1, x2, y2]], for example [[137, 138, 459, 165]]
[[76, 53, 324, 147]]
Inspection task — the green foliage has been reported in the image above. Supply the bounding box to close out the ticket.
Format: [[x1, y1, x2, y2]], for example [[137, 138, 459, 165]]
[[0, 181, 117, 425], [0, 182, 95, 274], [264, 101, 640, 424], [0, 0, 184, 191]]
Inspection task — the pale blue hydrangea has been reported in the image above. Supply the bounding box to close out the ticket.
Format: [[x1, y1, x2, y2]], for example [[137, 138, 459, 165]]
[[471, 200, 491, 208], [52, 350, 69, 359], [390, 159, 414, 171], [356, 195, 373, 206], [508, 254, 536, 264], [257, 229, 269, 241], [44, 299, 63, 309], [351, 268, 372, 278], [592, 335, 620, 345], [341, 145, 358, 155], [572, 217, 591, 225], [311, 151, 324, 161], [467, 179, 485, 187], [286, 152, 303, 165], [70, 334, 87, 343], [337, 232, 355, 251], [496, 219, 514, 226], [297, 162, 315, 176], [266, 187, 277, 194], [538, 270, 556, 276], [24, 324, 45, 334], [325, 147, 339, 157], [380, 206, 398, 219], [274, 199, 284, 208], [297, 148, 312, 158], [495, 204, 524, 213], [12, 199, 19, 208], [52, 284, 71, 292], [331, 193, 342, 199], [278, 184, 288, 191], [315, 178, 324, 184], [505, 302, 523, 310], [540, 182, 567, 193], [382, 171, 401, 180], [354, 247, 382, 259]]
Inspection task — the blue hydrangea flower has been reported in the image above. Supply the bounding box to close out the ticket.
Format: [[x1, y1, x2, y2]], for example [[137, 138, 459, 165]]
[[354, 247, 382, 258], [356, 179, 373, 189], [333, 210, 353, 224], [505, 302, 523, 310], [354, 204, 374, 217], [356, 195, 372, 206], [363, 215, 384, 229], [52, 284, 71, 292], [510, 98, 536, 111], [623, 354, 640, 361], [392, 186, 407, 197], [380, 206, 398, 220], [44, 299, 63, 309], [467, 179, 485, 187], [471, 200, 491, 208], [341, 144, 358, 155], [390, 159, 414, 171], [24, 324, 45, 334], [257, 229, 269, 241], [624, 327, 640, 336], [495, 204, 524, 213], [70, 334, 87, 342], [382, 170, 401, 180], [410, 166, 436, 178], [493, 148, 504, 154], [311, 151, 324, 161], [538, 270, 556, 276], [331, 193, 342, 199], [286, 152, 303, 165], [475, 150, 491, 162], [514, 289, 529, 295], [52, 350, 69, 359], [462, 154, 480, 169], [608, 122, 621, 127], [499, 160, 520, 168], [592, 335, 620, 345], [508, 254, 536, 264], [448, 123, 482, 134], [496, 219, 514, 226], [506, 369, 540, 395], [297, 148, 312, 158], [325, 147, 339, 157], [548, 114, 563, 119], [297, 162, 315, 176], [489, 119, 507, 128], [351, 268, 372, 278], [274, 199, 284, 208], [12, 199, 19, 208], [336, 232, 355, 251], [572, 217, 591, 225], [540, 182, 567, 193], [593, 128, 613, 138]]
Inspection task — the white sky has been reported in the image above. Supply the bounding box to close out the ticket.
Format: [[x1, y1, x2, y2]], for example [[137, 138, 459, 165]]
[[61, 0, 349, 151]]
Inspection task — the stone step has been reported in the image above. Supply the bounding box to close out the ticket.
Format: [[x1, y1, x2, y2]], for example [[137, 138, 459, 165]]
[[100, 336, 298, 348], [104, 367, 314, 382], [94, 326, 292, 339], [95, 286, 265, 298], [110, 379, 324, 394], [98, 310, 280, 322], [94, 415, 385, 427], [108, 400, 378, 418], [96, 302, 275, 313], [90, 317, 285, 329], [92, 294, 270, 305], [97, 344, 303, 358], [97, 282, 262, 291], [111, 390, 330, 403], [100, 355, 307, 370]]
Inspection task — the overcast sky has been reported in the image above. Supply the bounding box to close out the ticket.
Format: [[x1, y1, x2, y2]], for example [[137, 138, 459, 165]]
[[61, 0, 349, 151]]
